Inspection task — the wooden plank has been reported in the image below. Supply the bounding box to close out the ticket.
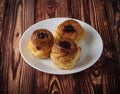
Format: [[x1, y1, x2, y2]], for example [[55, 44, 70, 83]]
[[105, 0, 120, 63], [19, 0, 36, 94], [0, 0, 35, 93], [0, 1, 5, 92], [77, 0, 120, 94]]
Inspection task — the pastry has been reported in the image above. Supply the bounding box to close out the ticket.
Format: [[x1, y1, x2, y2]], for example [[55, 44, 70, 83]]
[[28, 29, 54, 58], [50, 38, 81, 69], [54, 20, 85, 44]]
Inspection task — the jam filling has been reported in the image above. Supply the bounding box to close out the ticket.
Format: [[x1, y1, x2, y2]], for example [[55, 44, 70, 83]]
[[63, 25, 75, 32], [36, 46, 41, 50], [38, 33, 48, 38], [59, 41, 71, 49]]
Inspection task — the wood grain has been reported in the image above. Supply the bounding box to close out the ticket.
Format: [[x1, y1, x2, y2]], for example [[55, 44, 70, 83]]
[[0, 0, 120, 94]]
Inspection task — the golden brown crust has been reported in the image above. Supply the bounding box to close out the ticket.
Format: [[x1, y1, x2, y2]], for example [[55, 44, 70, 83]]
[[50, 38, 81, 69], [31, 29, 53, 48], [28, 29, 54, 58], [54, 20, 85, 44]]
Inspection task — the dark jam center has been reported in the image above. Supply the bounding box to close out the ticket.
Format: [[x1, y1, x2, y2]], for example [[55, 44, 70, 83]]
[[59, 41, 71, 49], [36, 46, 41, 50], [63, 25, 75, 32], [38, 33, 48, 38]]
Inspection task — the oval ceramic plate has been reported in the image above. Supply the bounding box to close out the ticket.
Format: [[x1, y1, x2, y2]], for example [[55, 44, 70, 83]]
[[19, 18, 103, 75]]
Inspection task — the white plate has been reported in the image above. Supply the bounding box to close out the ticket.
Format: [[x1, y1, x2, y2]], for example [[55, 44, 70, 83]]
[[19, 18, 103, 75]]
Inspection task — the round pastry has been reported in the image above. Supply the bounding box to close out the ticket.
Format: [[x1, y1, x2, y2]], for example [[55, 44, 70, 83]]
[[28, 29, 54, 58], [50, 38, 81, 70], [54, 20, 85, 44]]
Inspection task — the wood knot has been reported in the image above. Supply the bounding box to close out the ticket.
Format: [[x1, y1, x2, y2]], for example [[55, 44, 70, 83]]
[[16, 32, 19, 37], [45, 0, 58, 17]]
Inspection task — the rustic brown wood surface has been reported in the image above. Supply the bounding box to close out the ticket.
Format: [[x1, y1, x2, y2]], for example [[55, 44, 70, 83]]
[[0, 0, 120, 94]]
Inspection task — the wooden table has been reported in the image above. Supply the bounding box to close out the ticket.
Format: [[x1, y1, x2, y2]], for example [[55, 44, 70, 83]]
[[0, 0, 120, 94]]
